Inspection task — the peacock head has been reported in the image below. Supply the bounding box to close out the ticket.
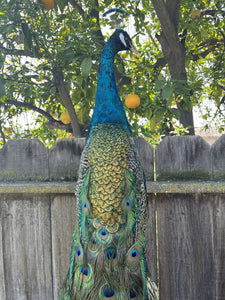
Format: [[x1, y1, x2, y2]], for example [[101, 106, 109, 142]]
[[112, 29, 138, 55]]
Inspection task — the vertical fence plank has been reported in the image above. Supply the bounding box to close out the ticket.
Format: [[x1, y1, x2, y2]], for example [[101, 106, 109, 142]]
[[211, 135, 225, 180], [156, 193, 215, 300], [155, 136, 211, 180], [51, 194, 76, 299], [1, 195, 53, 300], [214, 194, 225, 299], [0, 139, 49, 181], [137, 137, 154, 181], [49, 138, 85, 181], [0, 208, 6, 300], [145, 194, 158, 284]]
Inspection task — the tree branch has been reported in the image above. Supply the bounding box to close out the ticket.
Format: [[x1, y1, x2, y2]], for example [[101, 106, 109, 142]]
[[151, 0, 194, 135], [165, 0, 181, 31], [0, 118, 6, 145], [197, 38, 222, 49], [4, 99, 54, 121], [151, 0, 180, 47], [53, 68, 81, 137], [0, 42, 38, 58], [89, 0, 105, 47], [153, 57, 167, 77], [3, 99, 68, 130], [201, 9, 225, 17], [68, 0, 85, 17], [190, 38, 223, 61]]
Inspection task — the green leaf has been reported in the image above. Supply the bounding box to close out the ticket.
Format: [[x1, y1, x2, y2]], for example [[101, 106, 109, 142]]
[[24, 86, 30, 99], [22, 23, 33, 52], [171, 108, 180, 120], [155, 75, 166, 91], [142, 0, 151, 10], [1, 24, 14, 35], [183, 101, 192, 112], [81, 57, 92, 78], [63, 48, 74, 63], [145, 108, 153, 119], [77, 106, 90, 125], [0, 57, 4, 69], [162, 84, 174, 100], [0, 77, 5, 97], [56, 0, 68, 12]]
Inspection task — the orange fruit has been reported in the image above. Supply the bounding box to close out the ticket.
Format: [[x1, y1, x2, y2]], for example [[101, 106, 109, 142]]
[[6, 127, 13, 134], [60, 111, 71, 124], [133, 54, 138, 62], [66, 133, 73, 138], [41, 0, 54, 10], [125, 94, 140, 108]]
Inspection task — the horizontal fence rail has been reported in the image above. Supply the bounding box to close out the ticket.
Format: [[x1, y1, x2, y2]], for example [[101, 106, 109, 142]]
[[1, 181, 225, 194], [0, 135, 225, 300]]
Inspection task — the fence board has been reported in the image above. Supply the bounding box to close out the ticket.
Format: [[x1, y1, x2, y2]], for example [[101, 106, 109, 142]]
[[49, 138, 85, 181], [156, 193, 215, 300], [155, 136, 211, 180], [211, 135, 225, 180], [0, 139, 49, 182], [214, 194, 225, 299], [0, 217, 6, 300], [51, 194, 76, 299], [137, 137, 154, 181], [0, 195, 53, 300], [145, 194, 158, 284]]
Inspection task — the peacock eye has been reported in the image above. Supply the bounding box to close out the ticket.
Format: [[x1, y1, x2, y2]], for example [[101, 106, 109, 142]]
[[126, 200, 130, 206], [106, 248, 117, 260], [131, 249, 138, 257], [80, 266, 90, 276], [130, 286, 139, 298], [102, 286, 116, 297], [99, 229, 108, 236]]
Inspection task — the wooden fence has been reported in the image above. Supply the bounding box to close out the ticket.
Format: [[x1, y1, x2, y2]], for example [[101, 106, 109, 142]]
[[0, 135, 225, 300]]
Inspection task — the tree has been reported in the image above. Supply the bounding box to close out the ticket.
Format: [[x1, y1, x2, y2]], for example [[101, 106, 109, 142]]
[[151, 0, 194, 134], [0, 0, 224, 147], [146, 0, 225, 136], [124, 0, 225, 137]]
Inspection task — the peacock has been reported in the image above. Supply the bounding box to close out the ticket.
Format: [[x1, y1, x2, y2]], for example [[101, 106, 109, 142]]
[[60, 28, 158, 300]]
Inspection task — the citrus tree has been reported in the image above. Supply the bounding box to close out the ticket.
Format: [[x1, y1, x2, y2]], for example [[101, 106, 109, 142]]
[[0, 0, 224, 147], [0, 0, 103, 145]]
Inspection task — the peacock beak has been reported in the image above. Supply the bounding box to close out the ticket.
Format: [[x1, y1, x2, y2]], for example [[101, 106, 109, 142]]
[[130, 44, 138, 55]]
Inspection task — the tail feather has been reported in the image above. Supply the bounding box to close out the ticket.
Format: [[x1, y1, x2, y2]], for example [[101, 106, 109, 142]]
[[60, 123, 158, 299]]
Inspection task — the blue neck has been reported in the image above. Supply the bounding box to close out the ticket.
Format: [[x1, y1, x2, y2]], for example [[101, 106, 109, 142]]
[[87, 33, 131, 139]]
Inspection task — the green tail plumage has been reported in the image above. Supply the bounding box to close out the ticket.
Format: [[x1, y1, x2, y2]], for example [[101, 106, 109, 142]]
[[60, 29, 158, 300], [60, 124, 158, 299]]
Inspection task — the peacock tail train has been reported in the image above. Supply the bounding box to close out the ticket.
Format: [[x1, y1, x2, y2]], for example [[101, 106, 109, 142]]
[[60, 29, 158, 300]]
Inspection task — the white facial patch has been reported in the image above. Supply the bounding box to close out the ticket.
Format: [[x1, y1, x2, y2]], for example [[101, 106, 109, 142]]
[[119, 33, 127, 47]]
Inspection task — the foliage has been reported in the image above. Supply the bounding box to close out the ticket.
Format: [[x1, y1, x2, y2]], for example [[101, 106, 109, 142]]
[[0, 0, 224, 147]]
